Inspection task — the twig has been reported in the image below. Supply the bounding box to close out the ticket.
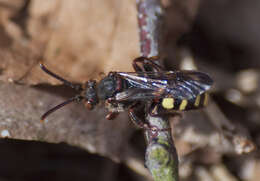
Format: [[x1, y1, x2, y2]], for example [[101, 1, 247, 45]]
[[136, 0, 163, 57], [136, 0, 179, 180]]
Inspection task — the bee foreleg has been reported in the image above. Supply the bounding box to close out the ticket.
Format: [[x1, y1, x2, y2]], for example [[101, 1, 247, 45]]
[[105, 112, 119, 120]]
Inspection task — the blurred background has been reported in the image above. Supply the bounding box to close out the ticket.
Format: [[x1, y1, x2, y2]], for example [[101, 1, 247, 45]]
[[0, 0, 259, 180]]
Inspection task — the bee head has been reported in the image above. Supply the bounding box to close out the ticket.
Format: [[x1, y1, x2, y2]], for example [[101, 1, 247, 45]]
[[83, 80, 99, 110]]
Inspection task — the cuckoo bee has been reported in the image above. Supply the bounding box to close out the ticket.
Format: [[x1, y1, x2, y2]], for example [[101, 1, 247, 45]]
[[40, 57, 213, 133]]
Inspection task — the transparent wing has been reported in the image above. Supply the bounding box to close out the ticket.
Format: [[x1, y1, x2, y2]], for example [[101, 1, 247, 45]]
[[117, 70, 213, 100]]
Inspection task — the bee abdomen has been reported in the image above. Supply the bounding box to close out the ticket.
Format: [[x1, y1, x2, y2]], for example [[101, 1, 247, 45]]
[[161, 92, 209, 111]]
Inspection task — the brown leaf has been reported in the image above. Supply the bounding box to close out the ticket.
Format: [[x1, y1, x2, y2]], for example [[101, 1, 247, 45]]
[[0, 0, 139, 85], [0, 0, 140, 162]]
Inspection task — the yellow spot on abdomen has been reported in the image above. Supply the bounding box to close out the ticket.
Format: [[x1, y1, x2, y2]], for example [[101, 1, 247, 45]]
[[162, 98, 174, 109], [194, 95, 201, 107], [179, 99, 188, 110], [203, 93, 209, 106]]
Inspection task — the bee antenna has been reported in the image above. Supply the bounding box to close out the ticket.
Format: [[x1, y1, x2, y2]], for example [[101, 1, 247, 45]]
[[41, 95, 83, 122], [40, 63, 82, 91]]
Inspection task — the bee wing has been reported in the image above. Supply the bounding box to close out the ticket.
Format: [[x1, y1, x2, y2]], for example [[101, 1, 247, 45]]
[[168, 70, 213, 100], [114, 88, 164, 102], [118, 70, 213, 100]]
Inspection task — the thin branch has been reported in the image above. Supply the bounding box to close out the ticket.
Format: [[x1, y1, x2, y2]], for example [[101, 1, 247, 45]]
[[136, 0, 163, 58], [136, 0, 179, 180]]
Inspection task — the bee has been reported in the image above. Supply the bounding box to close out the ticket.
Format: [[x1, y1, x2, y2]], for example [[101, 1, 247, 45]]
[[40, 57, 213, 133]]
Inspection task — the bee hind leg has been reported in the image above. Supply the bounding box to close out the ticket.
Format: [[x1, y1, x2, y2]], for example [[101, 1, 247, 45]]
[[132, 56, 164, 72], [128, 102, 170, 137]]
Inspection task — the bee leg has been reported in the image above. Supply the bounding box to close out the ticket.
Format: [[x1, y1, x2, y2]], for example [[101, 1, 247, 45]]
[[148, 125, 171, 138], [128, 103, 170, 137], [132, 56, 164, 72], [106, 112, 119, 120], [147, 102, 162, 117], [132, 57, 144, 72], [128, 102, 149, 129], [129, 109, 159, 137]]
